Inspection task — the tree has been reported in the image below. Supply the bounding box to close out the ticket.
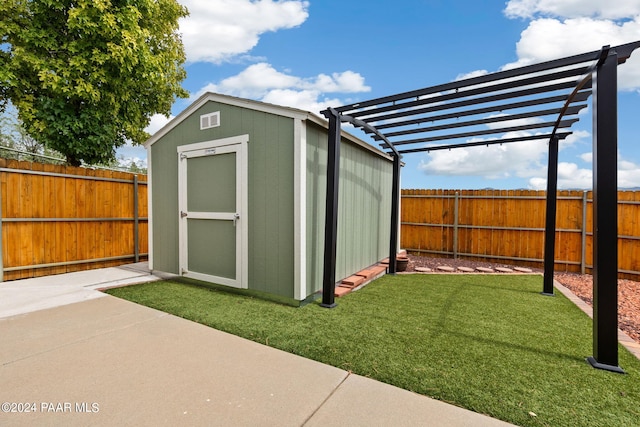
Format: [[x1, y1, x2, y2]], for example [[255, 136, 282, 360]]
[[1, 105, 68, 163], [0, 0, 188, 166]]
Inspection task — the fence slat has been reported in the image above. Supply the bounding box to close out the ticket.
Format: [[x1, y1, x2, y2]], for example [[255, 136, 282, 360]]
[[402, 189, 640, 280], [0, 160, 148, 281]]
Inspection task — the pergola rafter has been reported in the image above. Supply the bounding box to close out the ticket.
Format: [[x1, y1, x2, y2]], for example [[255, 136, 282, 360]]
[[320, 41, 640, 374]]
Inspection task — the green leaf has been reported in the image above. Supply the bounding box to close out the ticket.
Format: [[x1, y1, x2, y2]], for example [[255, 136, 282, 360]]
[[0, 0, 189, 165]]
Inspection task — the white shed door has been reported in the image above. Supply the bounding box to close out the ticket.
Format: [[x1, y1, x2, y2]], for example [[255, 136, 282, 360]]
[[177, 135, 248, 288]]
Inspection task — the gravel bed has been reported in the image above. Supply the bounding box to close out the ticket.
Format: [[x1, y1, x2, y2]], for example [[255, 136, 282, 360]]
[[405, 254, 640, 345], [554, 272, 640, 344]]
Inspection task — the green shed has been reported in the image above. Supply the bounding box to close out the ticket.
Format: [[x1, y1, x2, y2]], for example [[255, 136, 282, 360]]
[[144, 92, 394, 305]]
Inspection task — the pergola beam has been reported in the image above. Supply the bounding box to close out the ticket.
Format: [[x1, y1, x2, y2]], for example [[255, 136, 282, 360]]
[[335, 51, 604, 114], [396, 132, 572, 155], [336, 41, 640, 114], [321, 42, 640, 374], [370, 92, 591, 130], [381, 118, 578, 147], [373, 105, 586, 140], [353, 79, 586, 120], [363, 85, 591, 125]]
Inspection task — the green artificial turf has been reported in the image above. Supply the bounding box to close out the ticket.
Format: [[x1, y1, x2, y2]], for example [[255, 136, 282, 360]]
[[106, 274, 640, 427]]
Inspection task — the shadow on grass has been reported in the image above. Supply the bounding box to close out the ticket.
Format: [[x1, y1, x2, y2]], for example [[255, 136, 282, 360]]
[[442, 327, 587, 364], [402, 275, 590, 364]]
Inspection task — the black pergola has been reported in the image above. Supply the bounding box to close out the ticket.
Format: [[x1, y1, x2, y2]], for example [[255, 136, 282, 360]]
[[320, 41, 640, 373]]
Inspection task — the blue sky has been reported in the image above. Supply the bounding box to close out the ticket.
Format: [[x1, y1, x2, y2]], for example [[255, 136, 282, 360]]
[[126, 0, 640, 190]]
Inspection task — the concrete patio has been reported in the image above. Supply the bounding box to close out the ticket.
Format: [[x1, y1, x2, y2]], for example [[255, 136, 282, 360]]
[[0, 263, 514, 426]]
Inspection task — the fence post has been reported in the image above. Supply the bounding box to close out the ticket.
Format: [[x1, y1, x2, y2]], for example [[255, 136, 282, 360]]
[[133, 175, 139, 263], [453, 192, 459, 259], [581, 190, 587, 275]]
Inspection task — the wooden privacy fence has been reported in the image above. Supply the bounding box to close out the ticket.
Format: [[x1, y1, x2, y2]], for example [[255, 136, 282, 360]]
[[0, 159, 148, 281], [401, 189, 640, 280]]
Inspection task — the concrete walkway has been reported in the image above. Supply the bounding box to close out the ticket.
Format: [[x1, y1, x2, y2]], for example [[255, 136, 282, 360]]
[[0, 264, 514, 426]]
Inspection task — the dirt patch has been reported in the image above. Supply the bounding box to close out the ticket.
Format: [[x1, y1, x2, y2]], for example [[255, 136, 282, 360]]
[[406, 254, 640, 345]]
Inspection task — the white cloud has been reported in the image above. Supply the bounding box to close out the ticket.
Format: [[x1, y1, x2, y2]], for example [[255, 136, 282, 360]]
[[191, 63, 370, 114], [529, 177, 547, 189], [145, 114, 174, 135], [620, 159, 637, 170], [528, 162, 591, 189], [619, 163, 640, 187], [558, 161, 593, 187], [196, 63, 370, 99], [505, 0, 640, 20], [118, 155, 147, 169], [418, 138, 549, 179], [561, 130, 590, 149], [484, 114, 544, 130], [422, 2, 640, 186], [204, 63, 300, 98], [311, 71, 372, 93], [260, 89, 343, 114], [501, 11, 640, 91], [180, 0, 309, 63], [527, 156, 640, 189], [417, 118, 590, 182], [116, 143, 148, 168], [418, 126, 591, 183], [455, 69, 489, 81], [580, 152, 593, 162]]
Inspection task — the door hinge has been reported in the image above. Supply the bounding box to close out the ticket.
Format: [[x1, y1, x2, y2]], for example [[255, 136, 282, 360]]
[[181, 267, 188, 275], [180, 153, 187, 160], [180, 211, 188, 218]]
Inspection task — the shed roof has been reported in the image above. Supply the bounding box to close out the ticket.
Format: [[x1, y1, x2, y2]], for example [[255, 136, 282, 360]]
[[144, 92, 392, 160]]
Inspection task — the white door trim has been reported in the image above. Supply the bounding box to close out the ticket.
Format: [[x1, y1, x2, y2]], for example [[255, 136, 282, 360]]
[[177, 134, 249, 289], [293, 118, 307, 300]]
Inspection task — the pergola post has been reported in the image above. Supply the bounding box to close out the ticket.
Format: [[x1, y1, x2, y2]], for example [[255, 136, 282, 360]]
[[388, 154, 401, 274], [542, 136, 559, 296], [322, 41, 638, 374], [587, 50, 624, 373], [320, 109, 341, 308]]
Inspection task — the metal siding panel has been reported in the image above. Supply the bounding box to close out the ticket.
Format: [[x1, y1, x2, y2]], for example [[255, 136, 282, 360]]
[[304, 122, 393, 296], [150, 135, 179, 274], [335, 140, 393, 281], [337, 143, 357, 279], [247, 110, 268, 292], [185, 103, 248, 142], [150, 101, 244, 275], [277, 116, 296, 297], [152, 102, 393, 300], [150, 100, 296, 294], [247, 112, 295, 298], [305, 125, 327, 296], [264, 117, 280, 292]]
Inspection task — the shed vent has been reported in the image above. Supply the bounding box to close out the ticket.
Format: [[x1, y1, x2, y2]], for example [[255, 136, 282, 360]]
[[200, 111, 220, 130]]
